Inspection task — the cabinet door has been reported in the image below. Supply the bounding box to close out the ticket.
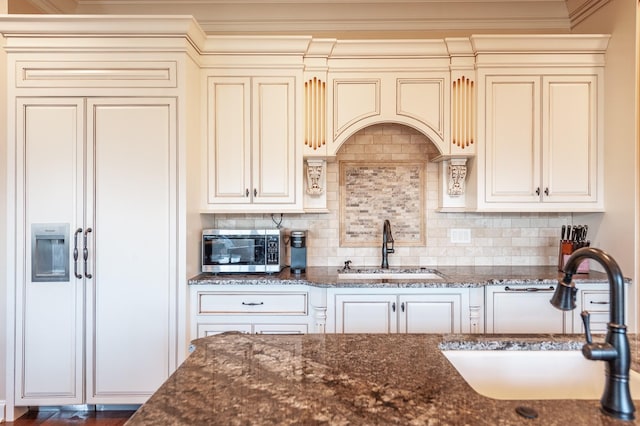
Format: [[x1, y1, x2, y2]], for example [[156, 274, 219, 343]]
[[206, 76, 252, 204], [575, 289, 610, 335], [334, 294, 397, 333], [85, 98, 177, 403], [542, 75, 599, 204], [252, 76, 296, 204], [398, 294, 462, 333], [486, 285, 569, 334], [484, 75, 541, 203], [16, 98, 85, 404]]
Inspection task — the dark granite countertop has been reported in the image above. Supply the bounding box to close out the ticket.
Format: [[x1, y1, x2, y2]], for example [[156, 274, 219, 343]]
[[126, 333, 640, 425], [189, 265, 613, 288]]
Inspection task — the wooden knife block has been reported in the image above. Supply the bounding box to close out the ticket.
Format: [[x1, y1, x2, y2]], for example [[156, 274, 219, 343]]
[[557, 240, 589, 273]]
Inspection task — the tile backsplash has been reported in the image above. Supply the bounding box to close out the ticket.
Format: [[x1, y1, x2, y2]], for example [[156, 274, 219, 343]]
[[212, 123, 571, 268], [340, 160, 425, 247]]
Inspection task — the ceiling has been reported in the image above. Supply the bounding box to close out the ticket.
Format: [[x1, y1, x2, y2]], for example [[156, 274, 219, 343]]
[[10, 0, 610, 38]]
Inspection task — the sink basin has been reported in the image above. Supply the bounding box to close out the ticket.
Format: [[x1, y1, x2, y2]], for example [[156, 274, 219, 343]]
[[337, 268, 444, 280], [443, 350, 640, 400]]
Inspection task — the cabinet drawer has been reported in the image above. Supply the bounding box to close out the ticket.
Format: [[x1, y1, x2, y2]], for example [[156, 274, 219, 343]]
[[197, 323, 308, 337], [197, 291, 308, 315], [582, 291, 610, 312], [198, 323, 253, 337], [254, 323, 308, 334]]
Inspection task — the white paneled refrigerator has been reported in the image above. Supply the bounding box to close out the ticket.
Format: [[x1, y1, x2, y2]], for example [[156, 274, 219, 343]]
[[14, 97, 178, 405]]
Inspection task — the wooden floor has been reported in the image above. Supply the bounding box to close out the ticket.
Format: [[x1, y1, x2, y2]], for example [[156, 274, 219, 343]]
[[6, 409, 136, 425]]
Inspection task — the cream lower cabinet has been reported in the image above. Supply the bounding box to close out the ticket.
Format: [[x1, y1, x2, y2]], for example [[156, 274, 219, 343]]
[[190, 285, 326, 339], [477, 72, 603, 212], [14, 98, 178, 405], [486, 283, 612, 334], [573, 284, 611, 335], [485, 284, 571, 334], [204, 75, 302, 212], [326, 288, 476, 334]]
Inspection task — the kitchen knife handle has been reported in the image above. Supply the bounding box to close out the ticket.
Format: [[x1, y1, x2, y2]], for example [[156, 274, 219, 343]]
[[83, 228, 93, 279]]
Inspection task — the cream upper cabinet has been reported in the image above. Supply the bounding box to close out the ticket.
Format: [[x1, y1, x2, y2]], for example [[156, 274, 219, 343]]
[[471, 34, 608, 212], [542, 75, 600, 206], [326, 71, 450, 156], [483, 74, 542, 205], [478, 72, 601, 211], [204, 74, 303, 213]]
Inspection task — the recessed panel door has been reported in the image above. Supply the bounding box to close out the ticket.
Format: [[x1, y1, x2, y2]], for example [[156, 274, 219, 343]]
[[86, 98, 176, 403], [486, 285, 568, 334], [335, 294, 397, 333], [17, 98, 85, 404], [399, 294, 462, 333], [484, 75, 541, 203]]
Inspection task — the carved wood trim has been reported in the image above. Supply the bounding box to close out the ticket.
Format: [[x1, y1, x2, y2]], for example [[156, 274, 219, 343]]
[[304, 77, 326, 151], [452, 75, 475, 150]]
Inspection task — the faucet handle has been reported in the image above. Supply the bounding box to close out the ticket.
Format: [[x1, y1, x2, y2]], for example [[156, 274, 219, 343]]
[[387, 240, 395, 253], [343, 260, 352, 271], [580, 310, 617, 361], [581, 310, 593, 344]]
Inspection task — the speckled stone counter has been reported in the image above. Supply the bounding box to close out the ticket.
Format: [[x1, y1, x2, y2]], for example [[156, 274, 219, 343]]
[[189, 265, 612, 288], [126, 333, 639, 425]]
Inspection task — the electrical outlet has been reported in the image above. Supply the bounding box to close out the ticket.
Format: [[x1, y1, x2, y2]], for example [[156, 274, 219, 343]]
[[450, 228, 471, 244]]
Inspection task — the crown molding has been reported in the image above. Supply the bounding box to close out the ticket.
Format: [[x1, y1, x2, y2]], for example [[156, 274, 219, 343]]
[[567, 0, 611, 28], [21, 0, 577, 36], [23, 0, 78, 13], [0, 15, 208, 52]]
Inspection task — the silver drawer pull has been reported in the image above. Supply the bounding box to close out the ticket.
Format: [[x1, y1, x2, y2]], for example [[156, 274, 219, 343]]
[[242, 302, 264, 306], [504, 286, 555, 292], [590, 301, 610, 305]]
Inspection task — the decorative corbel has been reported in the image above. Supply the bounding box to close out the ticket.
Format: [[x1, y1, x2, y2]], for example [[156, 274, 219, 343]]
[[305, 159, 325, 195], [447, 158, 467, 196]]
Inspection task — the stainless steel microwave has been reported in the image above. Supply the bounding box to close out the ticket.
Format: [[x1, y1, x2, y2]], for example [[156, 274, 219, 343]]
[[202, 229, 286, 273]]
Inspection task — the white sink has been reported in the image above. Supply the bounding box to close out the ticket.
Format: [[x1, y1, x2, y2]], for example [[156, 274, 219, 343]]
[[337, 268, 444, 280], [443, 350, 640, 400]]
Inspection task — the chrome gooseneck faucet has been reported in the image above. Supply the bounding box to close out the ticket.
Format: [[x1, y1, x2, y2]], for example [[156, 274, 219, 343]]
[[381, 220, 395, 269], [550, 247, 635, 421]]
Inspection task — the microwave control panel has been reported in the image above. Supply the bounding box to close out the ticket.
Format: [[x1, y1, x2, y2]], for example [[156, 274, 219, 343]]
[[266, 235, 280, 265]]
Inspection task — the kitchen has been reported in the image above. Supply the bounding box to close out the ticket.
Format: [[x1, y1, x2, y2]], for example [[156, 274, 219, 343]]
[[0, 0, 638, 424]]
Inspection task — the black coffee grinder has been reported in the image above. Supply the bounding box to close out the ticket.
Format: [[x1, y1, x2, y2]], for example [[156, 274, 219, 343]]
[[290, 230, 307, 274]]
